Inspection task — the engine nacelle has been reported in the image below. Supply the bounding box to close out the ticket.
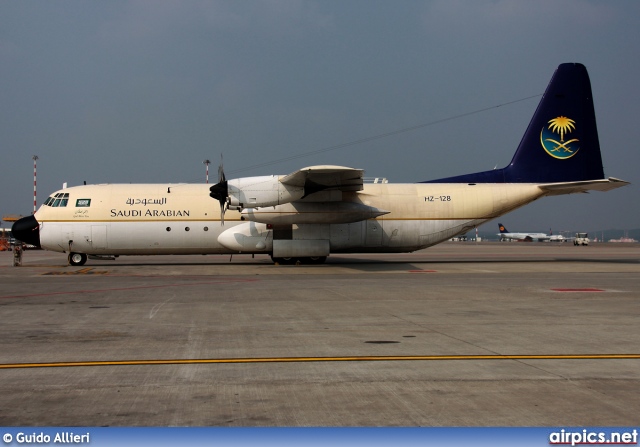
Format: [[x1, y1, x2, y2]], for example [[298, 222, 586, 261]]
[[227, 175, 304, 208]]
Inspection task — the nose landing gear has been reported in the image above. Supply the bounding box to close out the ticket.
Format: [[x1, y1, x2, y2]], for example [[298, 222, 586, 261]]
[[68, 252, 88, 266]]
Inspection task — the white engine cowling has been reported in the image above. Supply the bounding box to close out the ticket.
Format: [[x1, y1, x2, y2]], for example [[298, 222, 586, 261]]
[[227, 176, 304, 208]]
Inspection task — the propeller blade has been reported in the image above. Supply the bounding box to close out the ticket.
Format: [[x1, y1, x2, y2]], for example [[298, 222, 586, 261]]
[[218, 154, 226, 183], [209, 179, 228, 226], [209, 155, 231, 225]]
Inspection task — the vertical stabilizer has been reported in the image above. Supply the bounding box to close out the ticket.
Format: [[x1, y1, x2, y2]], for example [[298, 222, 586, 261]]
[[426, 63, 605, 184]]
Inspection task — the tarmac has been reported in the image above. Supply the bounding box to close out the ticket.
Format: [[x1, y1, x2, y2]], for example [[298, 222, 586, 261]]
[[0, 242, 639, 426]]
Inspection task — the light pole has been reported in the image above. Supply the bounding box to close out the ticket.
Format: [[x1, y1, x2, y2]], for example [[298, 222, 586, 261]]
[[203, 159, 211, 184], [32, 155, 39, 214]]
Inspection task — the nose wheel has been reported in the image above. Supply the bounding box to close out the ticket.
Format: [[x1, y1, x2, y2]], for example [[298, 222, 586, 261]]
[[68, 252, 88, 266]]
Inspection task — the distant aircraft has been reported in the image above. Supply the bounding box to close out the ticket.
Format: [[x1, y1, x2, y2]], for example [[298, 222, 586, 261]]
[[548, 229, 567, 242], [12, 63, 628, 265], [497, 223, 550, 242], [497, 224, 586, 246]]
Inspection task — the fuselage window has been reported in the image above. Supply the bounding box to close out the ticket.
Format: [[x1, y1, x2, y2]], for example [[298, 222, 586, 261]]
[[166, 227, 171, 232]]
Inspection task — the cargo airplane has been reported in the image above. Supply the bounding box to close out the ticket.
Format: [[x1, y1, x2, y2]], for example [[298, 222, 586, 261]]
[[12, 63, 628, 265]]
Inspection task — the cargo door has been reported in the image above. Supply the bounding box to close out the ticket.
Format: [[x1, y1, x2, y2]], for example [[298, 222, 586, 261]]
[[365, 219, 383, 247], [91, 225, 107, 249]]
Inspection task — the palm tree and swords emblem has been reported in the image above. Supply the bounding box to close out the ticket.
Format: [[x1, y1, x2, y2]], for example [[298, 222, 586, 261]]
[[540, 116, 580, 159]]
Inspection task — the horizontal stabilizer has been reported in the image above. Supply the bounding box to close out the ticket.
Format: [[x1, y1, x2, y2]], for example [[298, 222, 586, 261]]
[[538, 177, 629, 196]]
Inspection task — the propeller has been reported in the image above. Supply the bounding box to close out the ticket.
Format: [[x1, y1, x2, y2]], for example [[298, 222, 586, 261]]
[[209, 156, 228, 225]]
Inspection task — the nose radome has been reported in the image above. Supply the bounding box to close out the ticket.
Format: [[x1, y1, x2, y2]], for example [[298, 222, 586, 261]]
[[11, 215, 41, 248]]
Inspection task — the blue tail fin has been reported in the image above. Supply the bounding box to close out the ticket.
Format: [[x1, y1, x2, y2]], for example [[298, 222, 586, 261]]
[[425, 63, 605, 184], [498, 223, 508, 234]]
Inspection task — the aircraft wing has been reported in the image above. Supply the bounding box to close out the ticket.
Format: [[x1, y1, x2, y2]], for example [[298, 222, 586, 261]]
[[538, 177, 629, 196], [280, 165, 364, 196]]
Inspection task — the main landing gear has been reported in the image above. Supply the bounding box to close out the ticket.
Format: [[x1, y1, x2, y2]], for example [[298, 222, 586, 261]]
[[68, 252, 88, 266], [270, 256, 327, 265]]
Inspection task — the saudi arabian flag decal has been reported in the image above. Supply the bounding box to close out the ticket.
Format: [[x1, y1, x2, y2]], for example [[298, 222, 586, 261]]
[[540, 116, 580, 159]]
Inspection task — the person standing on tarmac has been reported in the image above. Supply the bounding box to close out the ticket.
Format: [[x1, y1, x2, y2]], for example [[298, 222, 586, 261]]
[[13, 243, 23, 266]]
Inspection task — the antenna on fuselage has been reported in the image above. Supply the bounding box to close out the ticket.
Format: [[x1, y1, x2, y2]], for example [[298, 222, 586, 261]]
[[203, 159, 211, 184]]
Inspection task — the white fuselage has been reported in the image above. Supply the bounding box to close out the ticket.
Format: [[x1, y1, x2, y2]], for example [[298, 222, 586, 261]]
[[35, 182, 546, 256], [499, 232, 550, 242]]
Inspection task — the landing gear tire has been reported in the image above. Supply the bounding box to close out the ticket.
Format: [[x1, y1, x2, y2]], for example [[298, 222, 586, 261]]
[[68, 252, 87, 266]]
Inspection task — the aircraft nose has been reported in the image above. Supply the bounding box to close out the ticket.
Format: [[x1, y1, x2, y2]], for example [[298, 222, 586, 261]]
[[12, 215, 41, 248]]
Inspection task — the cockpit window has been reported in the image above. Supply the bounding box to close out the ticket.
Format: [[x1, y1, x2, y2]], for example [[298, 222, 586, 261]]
[[45, 193, 70, 207]]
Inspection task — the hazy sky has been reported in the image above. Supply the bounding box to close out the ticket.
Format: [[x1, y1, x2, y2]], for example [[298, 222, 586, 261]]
[[1, 0, 638, 233]]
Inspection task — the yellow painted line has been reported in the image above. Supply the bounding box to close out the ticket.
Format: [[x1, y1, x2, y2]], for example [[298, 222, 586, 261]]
[[1, 354, 639, 369]]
